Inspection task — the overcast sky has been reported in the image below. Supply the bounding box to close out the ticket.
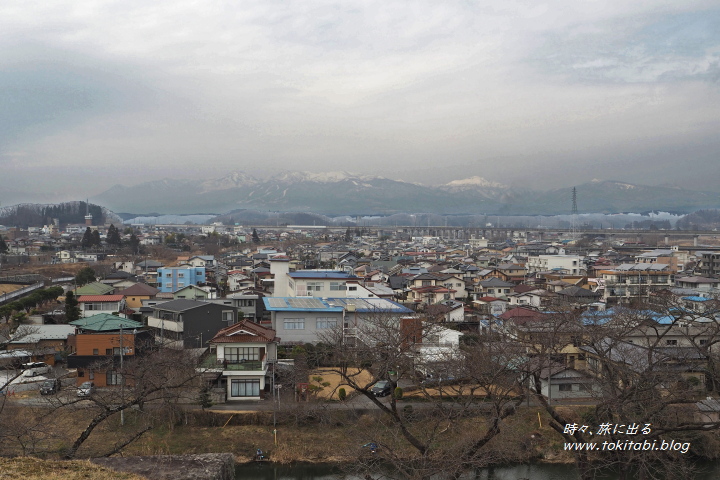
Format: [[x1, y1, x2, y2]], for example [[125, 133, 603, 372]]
[[2, 0, 719, 204]]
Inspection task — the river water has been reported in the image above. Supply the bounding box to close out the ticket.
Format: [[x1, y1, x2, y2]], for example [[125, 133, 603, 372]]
[[235, 461, 720, 480]]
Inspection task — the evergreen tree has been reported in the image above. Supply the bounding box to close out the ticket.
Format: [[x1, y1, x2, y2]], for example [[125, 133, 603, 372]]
[[0, 235, 7, 253], [65, 291, 81, 322], [92, 229, 101, 246], [106, 224, 122, 246], [252, 228, 260, 244], [129, 233, 140, 254], [81, 227, 94, 249], [75, 266, 97, 286]]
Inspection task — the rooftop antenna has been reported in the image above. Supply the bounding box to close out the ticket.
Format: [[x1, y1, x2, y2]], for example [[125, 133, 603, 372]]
[[571, 187, 578, 240]]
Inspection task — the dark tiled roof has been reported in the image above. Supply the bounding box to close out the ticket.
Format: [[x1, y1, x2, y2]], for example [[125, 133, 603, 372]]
[[210, 321, 277, 344]]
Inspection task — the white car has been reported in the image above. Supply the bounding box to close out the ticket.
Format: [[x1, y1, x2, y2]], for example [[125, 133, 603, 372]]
[[77, 381, 95, 397], [22, 362, 51, 377]]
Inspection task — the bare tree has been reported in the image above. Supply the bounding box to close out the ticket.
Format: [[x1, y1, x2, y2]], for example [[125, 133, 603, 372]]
[[308, 312, 530, 480], [63, 346, 203, 459], [529, 294, 720, 480]]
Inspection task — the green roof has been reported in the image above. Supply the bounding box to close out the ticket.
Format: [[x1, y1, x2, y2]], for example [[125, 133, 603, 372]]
[[75, 282, 114, 296], [70, 314, 143, 332]]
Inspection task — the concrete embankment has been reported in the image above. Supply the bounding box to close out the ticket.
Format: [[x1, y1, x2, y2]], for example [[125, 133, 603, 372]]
[[92, 453, 235, 480]]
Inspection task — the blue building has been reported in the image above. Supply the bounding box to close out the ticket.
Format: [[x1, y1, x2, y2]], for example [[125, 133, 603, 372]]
[[157, 266, 206, 293]]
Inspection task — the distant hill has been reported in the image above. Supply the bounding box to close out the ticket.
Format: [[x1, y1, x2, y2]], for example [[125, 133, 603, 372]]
[[90, 171, 720, 216], [0, 201, 122, 228]]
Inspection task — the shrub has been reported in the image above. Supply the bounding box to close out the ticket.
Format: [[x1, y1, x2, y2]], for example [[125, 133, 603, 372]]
[[393, 387, 403, 400], [338, 388, 347, 401]]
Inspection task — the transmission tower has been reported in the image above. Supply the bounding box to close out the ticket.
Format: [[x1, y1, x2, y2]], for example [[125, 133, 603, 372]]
[[571, 187, 578, 240]]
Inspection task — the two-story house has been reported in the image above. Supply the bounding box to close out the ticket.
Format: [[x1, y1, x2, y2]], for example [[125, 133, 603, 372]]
[[206, 321, 278, 401], [67, 315, 148, 387], [263, 296, 414, 346], [156, 266, 206, 293], [146, 299, 238, 348]]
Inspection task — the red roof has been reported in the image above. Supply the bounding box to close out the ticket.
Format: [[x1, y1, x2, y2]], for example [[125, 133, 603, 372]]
[[499, 307, 546, 325], [77, 295, 124, 302], [476, 296, 505, 302]]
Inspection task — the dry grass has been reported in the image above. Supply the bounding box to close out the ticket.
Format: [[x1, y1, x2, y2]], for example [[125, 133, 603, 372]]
[[1, 398, 569, 467], [308, 368, 374, 400], [0, 457, 146, 480]]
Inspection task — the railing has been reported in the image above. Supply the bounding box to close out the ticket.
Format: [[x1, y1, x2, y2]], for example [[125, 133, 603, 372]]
[[224, 361, 264, 371], [0, 282, 44, 305]]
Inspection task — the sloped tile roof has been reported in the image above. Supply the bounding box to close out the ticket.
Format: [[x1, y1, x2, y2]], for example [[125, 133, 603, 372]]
[[210, 321, 277, 344]]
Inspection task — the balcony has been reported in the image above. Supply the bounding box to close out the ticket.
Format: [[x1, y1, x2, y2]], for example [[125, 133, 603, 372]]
[[200, 353, 266, 373]]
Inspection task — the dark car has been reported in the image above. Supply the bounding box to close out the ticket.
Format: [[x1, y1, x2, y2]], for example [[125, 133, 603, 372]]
[[40, 379, 61, 395], [370, 380, 393, 397]]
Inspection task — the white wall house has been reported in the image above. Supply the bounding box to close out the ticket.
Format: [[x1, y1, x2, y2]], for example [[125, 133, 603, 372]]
[[208, 321, 278, 401], [527, 255, 584, 275]]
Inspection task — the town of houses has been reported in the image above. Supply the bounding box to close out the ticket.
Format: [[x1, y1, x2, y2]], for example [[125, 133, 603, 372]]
[[2, 218, 720, 412]]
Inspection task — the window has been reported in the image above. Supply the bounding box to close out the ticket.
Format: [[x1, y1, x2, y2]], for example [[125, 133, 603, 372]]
[[93, 349, 99, 355], [106, 371, 122, 385], [231, 379, 260, 397], [178, 273, 184, 278], [177, 282, 185, 288], [106, 348, 112, 355], [222, 310, 235, 323], [559, 384, 572, 391], [78, 369, 85, 377], [666, 339, 678, 346], [330, 282, 345, 291], [284, 318, 305, 330], [348, 286, 357, 291], [316, 318, 338, 329], [166, 273, 172, 278], [306, 282, 323, 292], [225, 347, 259, 363]]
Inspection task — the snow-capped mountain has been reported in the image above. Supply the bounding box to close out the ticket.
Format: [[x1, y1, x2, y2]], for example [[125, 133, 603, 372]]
[[90, 171, 720, 215], [443, 176, 507, 189]]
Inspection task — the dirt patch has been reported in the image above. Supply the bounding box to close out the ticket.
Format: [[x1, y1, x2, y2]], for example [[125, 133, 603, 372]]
[[308, 368, 374, 400], [0, 284, 24, 295]]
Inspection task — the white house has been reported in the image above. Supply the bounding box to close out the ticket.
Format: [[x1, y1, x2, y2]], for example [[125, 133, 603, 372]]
[[207, 321, 278, 401], [527, 255, 584, 275]]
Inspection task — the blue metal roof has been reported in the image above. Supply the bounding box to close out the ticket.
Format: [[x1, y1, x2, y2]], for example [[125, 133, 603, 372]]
[[263, 297, 413, 314], [682, 296, 709, 302]]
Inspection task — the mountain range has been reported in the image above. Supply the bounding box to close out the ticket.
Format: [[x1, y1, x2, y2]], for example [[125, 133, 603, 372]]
[[90, 171, 720, 216]]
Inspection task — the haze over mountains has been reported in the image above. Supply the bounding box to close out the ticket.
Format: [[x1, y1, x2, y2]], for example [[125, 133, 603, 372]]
[[90, 171, 720, 216]]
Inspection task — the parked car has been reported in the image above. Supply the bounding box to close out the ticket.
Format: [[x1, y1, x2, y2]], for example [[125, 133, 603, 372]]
[[40, 379, 61, 395], [22, 362, 51, 377], [77, 381, 95, 397], [370, 380, 393, 397]]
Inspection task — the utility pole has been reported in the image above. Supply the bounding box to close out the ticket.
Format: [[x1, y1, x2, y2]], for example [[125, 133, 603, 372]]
[[120, 323, 125, 426]]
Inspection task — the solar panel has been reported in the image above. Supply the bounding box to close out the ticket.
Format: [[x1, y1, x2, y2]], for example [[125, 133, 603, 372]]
[[287, 298, 325, 309], [268, 298, 288, 308]]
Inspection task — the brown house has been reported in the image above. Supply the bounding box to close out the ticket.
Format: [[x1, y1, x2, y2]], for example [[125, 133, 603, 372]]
[[66, 314, 150, 387]]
